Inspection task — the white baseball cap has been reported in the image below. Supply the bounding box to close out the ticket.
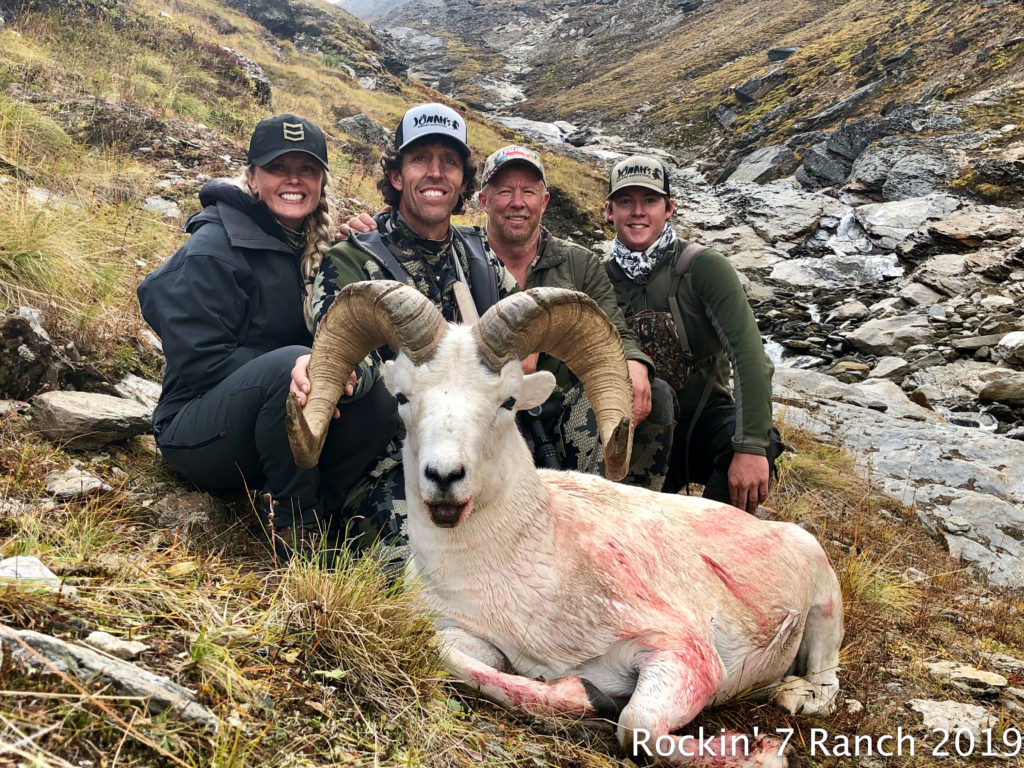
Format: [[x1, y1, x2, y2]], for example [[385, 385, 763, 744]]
[[395, 103, 470, 156]]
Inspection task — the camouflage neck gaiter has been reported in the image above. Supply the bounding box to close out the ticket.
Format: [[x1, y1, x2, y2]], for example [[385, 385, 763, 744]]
[[381, 212, 465, 320], [612, 223, 677, 286]]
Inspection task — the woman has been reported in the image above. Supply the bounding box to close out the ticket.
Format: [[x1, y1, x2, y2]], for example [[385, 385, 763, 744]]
[[138, 113, 398, 563]]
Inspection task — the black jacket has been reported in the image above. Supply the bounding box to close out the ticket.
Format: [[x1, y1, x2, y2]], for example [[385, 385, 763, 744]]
[[138, 180, 311, 430]]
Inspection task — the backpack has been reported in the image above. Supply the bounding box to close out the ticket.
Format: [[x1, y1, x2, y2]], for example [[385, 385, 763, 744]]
[[353, 227, 500, 318]]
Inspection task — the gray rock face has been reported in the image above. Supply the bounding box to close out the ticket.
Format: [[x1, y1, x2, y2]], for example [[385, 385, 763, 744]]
[[0, 627, 217, 729], [880, 149, 958, 201], [219, 46, 272, 106], [335, 113, 392, 149], [777, 374, 1024, 586], [733, 67, 786, 103], [856, 194, 962, 250], [30, 391, 151, 449], [930, 207, 1024, 247], [724, 145, 799, 184]]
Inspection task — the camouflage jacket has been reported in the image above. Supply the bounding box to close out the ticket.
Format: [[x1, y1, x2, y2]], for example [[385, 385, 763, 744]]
[[605, 238, 775, 457], [311, 213, 519, 339]]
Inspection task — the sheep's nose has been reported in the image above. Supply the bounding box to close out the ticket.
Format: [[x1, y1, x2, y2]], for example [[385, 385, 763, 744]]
[[424, 464, 466, 494]]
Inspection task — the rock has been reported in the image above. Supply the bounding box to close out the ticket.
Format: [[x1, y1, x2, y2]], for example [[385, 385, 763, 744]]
[[903, 567, 931, 585], [144, 489, 227, 537], [0, 556, 77, 599], [805, 79, 887, 130], [881, 150, 957, 201], [994, 331, 1024, 364], [218, 46, 272, 106], [847, 314, 934, 355], [983, 653, 1024, 676], [719, 179, 839, 243], [0, 627, 217, 729], [724, 145, 799, 184], [930, 207, 1024, 247], [44, 468, 112, 498], [552, 120, 577, 134], [799, 141, 852, 187], [733, 67, 786, 103], [143, 196, 181, 220], [979, 294, 1014, 311], [906, 699, 996, 737], [826, 360, 870, 377], [0, 312, 59, 399], [926, 661, 1008, 697], [30, 391, 151, 449], [855, 194, 962, 251], [767, 46, 799, 62], [565, 126, 600, 146], [113, 374, 161, 412], [84, 630, 150, 660], [950, 332, 1008, 352], [713, 105, 739, 131], [868, 356, 912, 379], [899, 282, 943, 307], [979, 375, 1024, 406], [334, 113, 392, 149], [827, 300, 869, 321]]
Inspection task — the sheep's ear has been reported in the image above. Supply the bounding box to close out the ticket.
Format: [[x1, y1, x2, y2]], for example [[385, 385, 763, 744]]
[[519, 371, 555, 410]]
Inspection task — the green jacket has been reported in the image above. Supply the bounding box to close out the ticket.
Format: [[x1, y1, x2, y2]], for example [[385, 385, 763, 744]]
[[605, 239, 774, 456], [526, 230, 653, 374]]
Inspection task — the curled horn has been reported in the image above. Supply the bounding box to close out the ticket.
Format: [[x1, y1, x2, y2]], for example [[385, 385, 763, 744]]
[[287, 280, 447, 468], [473, 288, 633, 481]]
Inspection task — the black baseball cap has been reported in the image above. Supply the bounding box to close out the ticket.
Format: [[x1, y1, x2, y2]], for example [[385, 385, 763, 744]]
[[248, 113, 329, 170]]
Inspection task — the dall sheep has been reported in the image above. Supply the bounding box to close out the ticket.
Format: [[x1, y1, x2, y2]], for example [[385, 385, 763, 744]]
[[288, 281, 843, 768]]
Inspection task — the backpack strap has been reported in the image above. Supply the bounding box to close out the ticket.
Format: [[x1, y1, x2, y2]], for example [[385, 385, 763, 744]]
[[352, 230, 414, 285], [667, 242, 705, 358], [454, 227, 500, 316]]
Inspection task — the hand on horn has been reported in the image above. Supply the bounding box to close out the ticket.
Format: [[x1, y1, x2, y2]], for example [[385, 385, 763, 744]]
[[289, 354, 347, 418], [627, 360, 652, 426]]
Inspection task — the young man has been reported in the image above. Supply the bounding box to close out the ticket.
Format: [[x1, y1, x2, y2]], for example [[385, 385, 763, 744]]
[[603, 155, 781, 513], [477, 145, 674, 489]]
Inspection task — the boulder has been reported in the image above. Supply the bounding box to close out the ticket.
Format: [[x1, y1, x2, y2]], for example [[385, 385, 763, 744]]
[[855, 194, 962, 251], [881, 150, 958, 200], [979, 374, 1024, 406], [724, 145, 799, 184], [804, 79, 886, 130], [767, 46, 799, 61], [30, 391, 151, 449], [799, 141, 852, 187], [334, 113, 392, 149], [994, 331, 1024, 365], [846, 314, 934, 355], [929, 207, 1024, 248], [733, 67, 786, 103], [899, 281, 943, 307], [218, 46, 272, 106], [868, 356, 911, 379]]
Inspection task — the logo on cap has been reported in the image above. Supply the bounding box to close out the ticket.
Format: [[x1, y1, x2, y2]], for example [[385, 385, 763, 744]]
[[413, 114, 460, 132], [283, 122, 305, 142], [617, 164, 662, 181]]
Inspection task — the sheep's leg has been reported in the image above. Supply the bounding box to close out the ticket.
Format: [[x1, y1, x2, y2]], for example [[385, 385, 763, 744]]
[[438, 626, 611, 717], [618, 647, 788, 768], [772, 578, 843, 716]]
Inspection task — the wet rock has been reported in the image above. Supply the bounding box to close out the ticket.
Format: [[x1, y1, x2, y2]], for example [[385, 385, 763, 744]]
[[44, 468, 112, 498], [30, 391, 151, 449], [979, 375, 1024, 406], [855, 194, 961, 251], [881, 149, 958, 201], [1, 627, 217, 729], [926, 661, 1008, 697]]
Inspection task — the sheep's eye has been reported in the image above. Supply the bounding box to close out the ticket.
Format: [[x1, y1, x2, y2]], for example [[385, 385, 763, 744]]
[[501, 397, 516, 410], [394, 392, 409, 405]]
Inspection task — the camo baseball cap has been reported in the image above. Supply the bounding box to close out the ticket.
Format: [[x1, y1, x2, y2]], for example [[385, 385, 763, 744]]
[[248, 113, 329, 169], [607, 155, 671, 198], [395, 103, 470, 156], [482, 145, 546, 186]]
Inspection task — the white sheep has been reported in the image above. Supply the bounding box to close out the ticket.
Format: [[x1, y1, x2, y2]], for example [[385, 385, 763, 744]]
[[289, 281, 843, 768]]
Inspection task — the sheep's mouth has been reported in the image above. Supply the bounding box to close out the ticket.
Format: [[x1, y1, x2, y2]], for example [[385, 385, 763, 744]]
[[426, 500, 471, 527]]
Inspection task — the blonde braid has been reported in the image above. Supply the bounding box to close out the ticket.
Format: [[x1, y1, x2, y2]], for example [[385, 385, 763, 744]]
[[300, 171, 334, 331]]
